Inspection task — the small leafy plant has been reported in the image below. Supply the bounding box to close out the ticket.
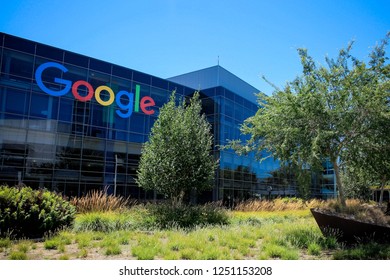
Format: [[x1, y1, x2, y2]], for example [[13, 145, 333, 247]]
[[0, 185, 76, 238]]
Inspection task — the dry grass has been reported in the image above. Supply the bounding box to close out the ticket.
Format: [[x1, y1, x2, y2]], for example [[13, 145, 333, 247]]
[[234, 198, 326, 212], [71, 189, 136, 213], [321, 199, 390, 226]]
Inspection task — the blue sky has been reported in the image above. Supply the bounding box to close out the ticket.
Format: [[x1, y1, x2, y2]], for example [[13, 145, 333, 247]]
[[0, 0, 389, 95]]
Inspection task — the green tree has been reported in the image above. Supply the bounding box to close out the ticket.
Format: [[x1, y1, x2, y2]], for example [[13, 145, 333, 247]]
[[136, 92, 217, 205], [229, 33, 390, 207], [340, 34, 390, 205], [344, 111, 390, 204]]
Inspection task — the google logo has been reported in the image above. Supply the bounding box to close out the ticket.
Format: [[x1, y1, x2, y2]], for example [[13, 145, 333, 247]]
[[35, 62, 155, 118]]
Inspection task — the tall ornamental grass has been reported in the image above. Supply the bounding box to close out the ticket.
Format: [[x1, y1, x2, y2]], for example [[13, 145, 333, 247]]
[[71, 189, 135, 213], [234, 197, 325, 211]]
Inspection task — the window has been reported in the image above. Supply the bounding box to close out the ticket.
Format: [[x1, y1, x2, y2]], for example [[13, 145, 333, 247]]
[[58, 98, 73, 122], [112, 65, 132, 79], [151, 87, 168, 107], [1, 50, 34, 82], [133, 71, 150, 84], [4, 88, 29, 114], [151, 77, 168, 89], [64, 51, 89, 68], [30, 93, 58, 119], [4, 35, 35, 53], [89, 59, 111, 74], [130, 113, 145, 134], [36, 44, 63, 61]]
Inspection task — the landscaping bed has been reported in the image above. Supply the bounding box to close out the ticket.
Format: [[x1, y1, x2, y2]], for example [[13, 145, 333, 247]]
[[2, 208, 389, 260]]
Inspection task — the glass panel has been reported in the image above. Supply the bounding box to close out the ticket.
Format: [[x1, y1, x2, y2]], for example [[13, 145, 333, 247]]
[[26, 93, 59, 120], [129, 133, 144, 143], [1, 50, 34, 82], [224, 89, 234, 101], [64, 51, 89, 68], [57, 121, 71, 133], [168, 82, 183, 94], [201, 97, 215, 115], [2, 113, 27, 129], [58, 98, 73, 122], [90, 126, 106, 138], [151, 77, 168, 89], [36, 44, 63, 61], [115, 131, 129, 141], [89, 59, 111, 74], [129, 113, 145, 133], [234, 94, 244, 105], [224, 99, 234, 118], [81, 160, 104, 173], [4, 35, 35, 53], [91, 105, 105, 127], [234, 104, 244, 121], [4, 88, 29, 114], [30, 94, 50, 118], [111, 76, 132, 92], [151, 87, 168, 107], [112, 65, 132, 79], [113, 113, 129, 130], [133, 71, 150, 84]]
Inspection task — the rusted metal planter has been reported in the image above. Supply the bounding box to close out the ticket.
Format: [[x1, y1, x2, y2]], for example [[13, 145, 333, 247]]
[[311, 208, 390, 243]]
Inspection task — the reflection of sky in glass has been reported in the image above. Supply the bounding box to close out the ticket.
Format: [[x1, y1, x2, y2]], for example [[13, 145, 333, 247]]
[[219, 150, 280, 180]]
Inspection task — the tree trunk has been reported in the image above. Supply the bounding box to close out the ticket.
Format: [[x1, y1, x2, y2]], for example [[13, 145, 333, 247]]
[[172, 190, 185, 207], [379, 175, 387, 206], [332, 159, 346, 207]]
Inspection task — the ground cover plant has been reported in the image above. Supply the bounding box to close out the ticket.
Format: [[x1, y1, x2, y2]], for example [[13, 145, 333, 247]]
[[1, 198, 389, 260]]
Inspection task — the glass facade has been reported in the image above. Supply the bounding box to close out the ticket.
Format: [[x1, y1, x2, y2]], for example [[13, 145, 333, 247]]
[[169, 68, 299, 201], [1, 33, 332, 201], [0, 33, 193, 199]]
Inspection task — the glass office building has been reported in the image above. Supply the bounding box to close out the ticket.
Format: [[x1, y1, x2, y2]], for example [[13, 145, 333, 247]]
[[1, 33, 333, 200]]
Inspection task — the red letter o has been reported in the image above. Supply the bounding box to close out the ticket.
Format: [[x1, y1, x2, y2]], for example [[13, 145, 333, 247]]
[[72, 80, 94, 102]]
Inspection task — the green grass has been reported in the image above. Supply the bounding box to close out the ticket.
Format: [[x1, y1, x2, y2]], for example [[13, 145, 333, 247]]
[[0, 238, 12, 252], [308, 243, 322, 256], [17, 240, 32, 253], [104, 245, 122, 256], [75, 232, 93, 249], [78, 248, 88, 258], [8, 251, 28, 260], [44, 232, 72, 251], [131, 235, 163, 260], [333, 243, 390, 260], [59, 254, 70, 260], [260, 243, 299, 260], [2, 207, 390, 260]]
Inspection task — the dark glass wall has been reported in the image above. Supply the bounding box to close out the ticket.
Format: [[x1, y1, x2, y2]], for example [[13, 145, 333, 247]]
[[0, 33, 192, 198], [200, 87, 297, 202]]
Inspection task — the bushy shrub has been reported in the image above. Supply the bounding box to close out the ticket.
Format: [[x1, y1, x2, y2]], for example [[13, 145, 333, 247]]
[[70, 189, 135, 213], [147, 203, 230, 229], [0, 185, 76, 238]]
